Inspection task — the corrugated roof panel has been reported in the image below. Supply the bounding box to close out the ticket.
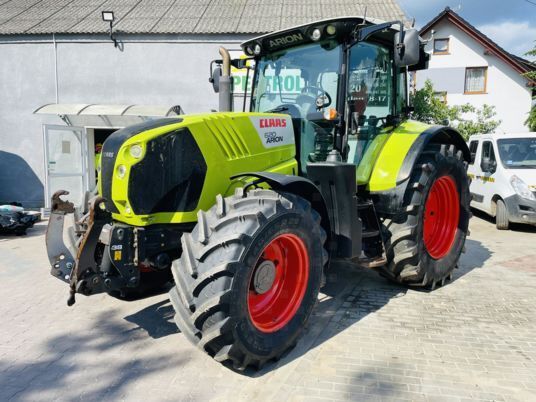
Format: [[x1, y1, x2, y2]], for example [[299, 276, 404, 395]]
[[241, 4, 282, 18], [0, 0, 407, 35], [152, 17, 199, 33], [67, 5, 132, 33], [237, 17, 281, 33], [0, 6, 38, 22], [164, 5, 206, 19], [203, 1, 247, 18], [116, 17, 161, 32], [195, 17, 241, 34]]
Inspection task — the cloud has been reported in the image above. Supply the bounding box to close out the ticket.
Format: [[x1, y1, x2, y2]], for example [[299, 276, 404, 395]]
[[477, 21, 536, 59]]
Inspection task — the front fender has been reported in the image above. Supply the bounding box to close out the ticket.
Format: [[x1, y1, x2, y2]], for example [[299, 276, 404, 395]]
[[230, 171, 332, 254]]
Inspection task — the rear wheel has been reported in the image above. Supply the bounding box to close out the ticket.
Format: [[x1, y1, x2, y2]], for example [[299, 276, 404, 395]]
[[380, 143, 471, 289], [495, 199, 509, 230], [169, 189, 327, 370]]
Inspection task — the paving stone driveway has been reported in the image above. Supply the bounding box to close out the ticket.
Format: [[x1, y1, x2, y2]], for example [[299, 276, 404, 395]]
[[1, 213, 535, 402]]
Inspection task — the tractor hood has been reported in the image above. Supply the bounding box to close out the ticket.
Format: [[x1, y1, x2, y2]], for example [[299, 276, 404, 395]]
[[99, 112, 297, 226]]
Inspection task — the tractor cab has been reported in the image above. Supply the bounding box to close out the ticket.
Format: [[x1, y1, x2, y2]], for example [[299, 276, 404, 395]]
[[240, 17, 427, 174]]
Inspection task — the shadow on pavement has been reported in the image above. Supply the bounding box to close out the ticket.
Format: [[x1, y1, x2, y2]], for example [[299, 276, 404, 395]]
[[457, 238, 492, 275], [243, 237, 492, 376], [0, 310, 186, 401], [124, 299, 178, 339], [472, 207, 536, 233], [121, 237, 492, 378]]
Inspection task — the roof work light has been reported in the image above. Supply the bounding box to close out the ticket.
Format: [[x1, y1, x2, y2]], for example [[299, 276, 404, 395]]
[[101, 11, 118, 48]]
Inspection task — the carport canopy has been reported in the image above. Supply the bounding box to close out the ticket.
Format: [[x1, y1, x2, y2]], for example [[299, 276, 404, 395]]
[[34, 103, 184, 128]]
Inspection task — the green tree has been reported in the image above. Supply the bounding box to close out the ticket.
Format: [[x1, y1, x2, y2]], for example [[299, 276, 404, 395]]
[[523, 42, 536, 131], [411, 79, 501, 140]]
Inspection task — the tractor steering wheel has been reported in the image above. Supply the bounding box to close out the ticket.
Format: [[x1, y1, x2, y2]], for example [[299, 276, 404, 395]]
[[300, 86, 332, 109]]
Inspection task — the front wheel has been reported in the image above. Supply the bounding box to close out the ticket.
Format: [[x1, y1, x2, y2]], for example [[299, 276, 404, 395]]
[[495, 199, 509, 230], [381, 143, 471, 289], [169, 189, 327, 370]]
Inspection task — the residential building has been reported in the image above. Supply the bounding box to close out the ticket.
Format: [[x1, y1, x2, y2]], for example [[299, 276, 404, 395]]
[[416, 7, 535, 133]]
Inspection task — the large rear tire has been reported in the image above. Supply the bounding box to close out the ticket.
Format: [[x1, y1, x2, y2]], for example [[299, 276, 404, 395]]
[[169, 188, 327, 370], [380, 143, 471, 289]]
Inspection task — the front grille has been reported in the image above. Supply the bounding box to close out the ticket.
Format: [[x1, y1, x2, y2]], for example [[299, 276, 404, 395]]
[[128, 128, 207, 215], [101, 118, 183, 213]]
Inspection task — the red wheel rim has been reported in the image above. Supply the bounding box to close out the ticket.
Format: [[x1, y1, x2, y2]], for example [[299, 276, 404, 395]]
[[423, 175, 460, 259], [247, 233, 309, 333]]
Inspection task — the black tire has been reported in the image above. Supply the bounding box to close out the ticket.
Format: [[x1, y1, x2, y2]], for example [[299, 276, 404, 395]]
[[380, 143, 471, 289], [169, 188, 327, 370], [496, 199, 509, 230]]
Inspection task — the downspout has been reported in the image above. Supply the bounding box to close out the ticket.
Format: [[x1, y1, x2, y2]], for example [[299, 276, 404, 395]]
[[53, 33, 59, 103], [218, 46, 232, 112]]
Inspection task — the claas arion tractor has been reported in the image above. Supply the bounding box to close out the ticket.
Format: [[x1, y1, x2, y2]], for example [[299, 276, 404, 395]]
[[46, 17, 471, 370]]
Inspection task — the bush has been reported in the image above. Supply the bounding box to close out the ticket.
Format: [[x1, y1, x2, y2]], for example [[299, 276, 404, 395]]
[[411, 80, 501, 140]]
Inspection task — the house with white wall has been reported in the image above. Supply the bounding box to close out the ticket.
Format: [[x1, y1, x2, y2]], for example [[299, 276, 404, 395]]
[[416, 7, 535, 133]]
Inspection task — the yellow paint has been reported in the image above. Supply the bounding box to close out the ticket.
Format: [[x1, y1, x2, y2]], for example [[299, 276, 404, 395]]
[[361, 120, 431, 192], [110, 112, 297, 226]]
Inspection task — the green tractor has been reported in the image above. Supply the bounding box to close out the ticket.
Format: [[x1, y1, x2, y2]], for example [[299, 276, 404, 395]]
[[46, 17, 471, 370]]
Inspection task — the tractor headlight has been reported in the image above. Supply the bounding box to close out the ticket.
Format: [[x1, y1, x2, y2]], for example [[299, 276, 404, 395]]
[[129, 144, 143, 159], [117, 164, 127, 179], [326, 25, 336, 35], [510, 175, 535, 200], [253, 44, 262, 55], [311, 28, 322, 41]]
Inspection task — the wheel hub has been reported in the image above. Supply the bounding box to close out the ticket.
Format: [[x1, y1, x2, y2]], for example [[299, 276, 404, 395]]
[[247, 233, 310, 333], [423, 175, 460, 259], [252, 260, 276, 294]]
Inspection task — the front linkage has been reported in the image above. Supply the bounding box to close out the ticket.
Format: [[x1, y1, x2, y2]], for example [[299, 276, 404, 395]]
[[46, 191, 142, 305]]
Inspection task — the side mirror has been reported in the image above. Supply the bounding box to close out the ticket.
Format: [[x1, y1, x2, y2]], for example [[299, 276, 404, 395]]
[[481, 157, 496, 173], [394, 28, 420, 67], [209, 66, 222, 93]]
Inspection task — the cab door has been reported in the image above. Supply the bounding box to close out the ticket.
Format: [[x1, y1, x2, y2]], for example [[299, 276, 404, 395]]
[[467, 139, 485, 210], [43, 125, 88, 209], [478, 140, 498, 214]]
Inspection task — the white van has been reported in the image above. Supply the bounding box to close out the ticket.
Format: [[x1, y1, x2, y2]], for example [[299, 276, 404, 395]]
[[467, 133, 536, 230]]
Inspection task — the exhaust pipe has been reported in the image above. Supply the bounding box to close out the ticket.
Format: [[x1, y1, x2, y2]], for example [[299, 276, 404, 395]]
[[218, 46, 232, 112]]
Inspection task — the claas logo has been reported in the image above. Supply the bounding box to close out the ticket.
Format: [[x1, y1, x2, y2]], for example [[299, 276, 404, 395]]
[[259, 118, 287, 128]]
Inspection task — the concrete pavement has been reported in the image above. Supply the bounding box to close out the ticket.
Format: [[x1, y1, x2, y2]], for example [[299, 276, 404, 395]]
[[1, 213, 535, 401]]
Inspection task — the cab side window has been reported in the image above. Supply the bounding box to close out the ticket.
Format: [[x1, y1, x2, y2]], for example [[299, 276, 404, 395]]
[[481, 141, 496, 170], [468, 140, 478, 164]]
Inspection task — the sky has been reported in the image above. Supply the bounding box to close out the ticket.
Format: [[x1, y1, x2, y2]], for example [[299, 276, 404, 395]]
[[398, 0, 536, 59]]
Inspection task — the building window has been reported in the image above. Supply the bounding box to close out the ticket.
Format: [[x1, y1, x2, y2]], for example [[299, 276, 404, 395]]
[[433, 38, 450, 54], [465, 67, 487, 94], [434, 91, 447, 104]]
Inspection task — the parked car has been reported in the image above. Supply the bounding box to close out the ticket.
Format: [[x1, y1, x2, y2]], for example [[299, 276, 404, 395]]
[[467, 133, 536, 229]]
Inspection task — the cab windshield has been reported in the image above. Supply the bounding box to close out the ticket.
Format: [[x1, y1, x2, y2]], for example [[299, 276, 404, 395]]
[[497, 138, 536, 169], [252, 41, 342, 173], [252, 41, 342, 116]]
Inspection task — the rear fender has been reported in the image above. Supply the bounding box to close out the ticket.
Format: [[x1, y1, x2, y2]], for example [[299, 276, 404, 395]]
[[371, 125, 470, 216]]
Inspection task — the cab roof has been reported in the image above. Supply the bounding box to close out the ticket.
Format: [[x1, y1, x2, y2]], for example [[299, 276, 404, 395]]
[[241, 16, 400, 55]]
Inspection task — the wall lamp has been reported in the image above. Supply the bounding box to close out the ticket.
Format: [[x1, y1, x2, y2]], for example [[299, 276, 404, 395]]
[[101, 11, 118, 47]]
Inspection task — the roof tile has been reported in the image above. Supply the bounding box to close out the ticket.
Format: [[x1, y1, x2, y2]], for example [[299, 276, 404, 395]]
[[0, 0, 406, 35]]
